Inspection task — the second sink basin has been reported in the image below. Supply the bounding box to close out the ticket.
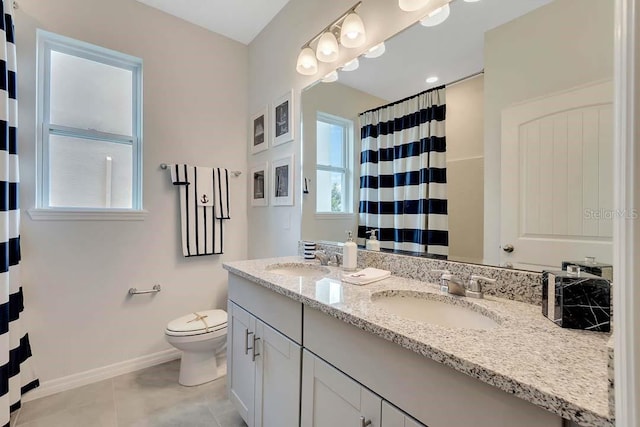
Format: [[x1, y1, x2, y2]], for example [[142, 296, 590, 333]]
[[371, 291, 500, 330], [265, 262, 330, 278]]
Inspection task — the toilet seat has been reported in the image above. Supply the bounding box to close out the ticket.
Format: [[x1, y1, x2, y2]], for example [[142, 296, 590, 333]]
[[165, 309, 228, 337]]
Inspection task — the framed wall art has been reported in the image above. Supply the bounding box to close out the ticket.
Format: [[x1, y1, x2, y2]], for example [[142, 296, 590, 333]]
[[272, 90, 294, 146], [250, 107, 269, 154], [271, 154, 294, 206], [250, 162, 268, 207]]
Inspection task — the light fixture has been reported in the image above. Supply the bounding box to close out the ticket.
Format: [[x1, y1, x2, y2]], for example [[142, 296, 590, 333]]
[[342, 58, 360, 72], [426, 76, 439, 84], [295, 2, 367, 76], [322, 71, 339, 83], [316, 32, 339, 62], [420, 4, 450, 27], [464, 0, 481, 2], [296, 47, 318, 75], [340, 12, 366, 48], [398, 0, 430, 12], [364, 42, 386, 59]]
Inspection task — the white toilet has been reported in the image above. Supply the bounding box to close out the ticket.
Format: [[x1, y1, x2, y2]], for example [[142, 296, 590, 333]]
[[165, 309, 228, 386]]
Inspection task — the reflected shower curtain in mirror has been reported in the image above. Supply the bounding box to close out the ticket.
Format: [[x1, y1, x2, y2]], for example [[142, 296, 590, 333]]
[[358, 86, 448, 255], [0, 2, 39, 425]]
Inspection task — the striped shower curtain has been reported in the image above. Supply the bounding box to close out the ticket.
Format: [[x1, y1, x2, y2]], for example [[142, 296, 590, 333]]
[[0, 2, 39, 425], [358, 86, 448, 255]]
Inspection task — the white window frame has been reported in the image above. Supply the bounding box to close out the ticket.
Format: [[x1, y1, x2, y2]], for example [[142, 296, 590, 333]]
[[315, 112, 354, 216], [30, 29, 146, 221]]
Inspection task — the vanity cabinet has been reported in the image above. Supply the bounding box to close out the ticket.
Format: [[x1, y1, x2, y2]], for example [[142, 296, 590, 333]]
[[301, 350, 425, 427], [227, 274, 303, 427]]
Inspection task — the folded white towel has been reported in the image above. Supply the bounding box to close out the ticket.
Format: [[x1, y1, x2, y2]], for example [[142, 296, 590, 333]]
[[195, 167, 215, 207], [341, 268, 391, 285]]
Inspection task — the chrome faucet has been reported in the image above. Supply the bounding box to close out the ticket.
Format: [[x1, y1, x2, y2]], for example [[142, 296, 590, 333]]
[[466, 275, 497, 299], [431, 270, 496, 299], [315, 250, 330, 266]]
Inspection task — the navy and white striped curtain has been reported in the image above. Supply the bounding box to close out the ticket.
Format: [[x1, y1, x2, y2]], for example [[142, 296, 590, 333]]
[[358, 86, 448, 255], [0, 2, 39, 425]]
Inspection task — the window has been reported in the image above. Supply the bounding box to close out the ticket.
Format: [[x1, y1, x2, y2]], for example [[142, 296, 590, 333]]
[[316, 113, 353, 214], [33, 30, 143, 218]]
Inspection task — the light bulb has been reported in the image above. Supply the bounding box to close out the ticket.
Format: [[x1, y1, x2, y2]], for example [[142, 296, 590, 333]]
[[420, 4, 450, 27], [296, 47, 318, 75], [340, 13, 366, 48], [322, 71, 339, 83], [342, 58, 359, 72], [364, 42, 386, 59], [426, 76, 439, 84], [316, 32, 339, 63]]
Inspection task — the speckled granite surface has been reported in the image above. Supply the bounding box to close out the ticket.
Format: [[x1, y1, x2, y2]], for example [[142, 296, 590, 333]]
[[306, 241, 544, 305], [223, 256, 613, 427], [607, 336, 615, 416]]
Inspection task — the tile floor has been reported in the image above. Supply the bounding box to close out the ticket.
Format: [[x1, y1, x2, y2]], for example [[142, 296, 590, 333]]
[[10, 360, 246, 427]]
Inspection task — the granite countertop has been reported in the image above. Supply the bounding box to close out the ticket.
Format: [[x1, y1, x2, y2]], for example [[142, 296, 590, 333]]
[[223, 257, 614, 427]]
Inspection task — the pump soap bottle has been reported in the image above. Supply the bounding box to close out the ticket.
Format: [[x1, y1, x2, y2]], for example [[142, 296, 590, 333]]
[[343, 231, 357, 271], [366, 229, 381, 251]]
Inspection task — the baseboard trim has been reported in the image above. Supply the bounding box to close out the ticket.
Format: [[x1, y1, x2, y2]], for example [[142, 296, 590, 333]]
[[22, 349, 181, 402]]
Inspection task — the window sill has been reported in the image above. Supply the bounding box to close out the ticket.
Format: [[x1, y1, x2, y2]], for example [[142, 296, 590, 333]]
[[314, 213, 355, 220], [27, 208, 149, 221]]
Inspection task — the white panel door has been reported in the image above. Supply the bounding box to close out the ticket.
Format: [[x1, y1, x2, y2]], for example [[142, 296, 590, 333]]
[[228, 302, 256, 426], [301, 350, 381, 427], [255, 319, 301, 427], [500, 80, 613, 270], [381, 401, 425, 427]]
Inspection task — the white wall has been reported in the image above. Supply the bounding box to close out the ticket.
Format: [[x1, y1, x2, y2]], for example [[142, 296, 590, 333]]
[[446, 75, 484, 263], [483, 0, 614, 265], [247, 0, 448, 259], [16, 0, 248, 384], [301, 82, 386, 243]]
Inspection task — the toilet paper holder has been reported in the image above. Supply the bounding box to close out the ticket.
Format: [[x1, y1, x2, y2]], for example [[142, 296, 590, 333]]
[[128, 284, 161, 295]]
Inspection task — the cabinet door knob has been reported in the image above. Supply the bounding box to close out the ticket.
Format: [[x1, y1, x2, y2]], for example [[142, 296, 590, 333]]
[[502, 244, 514, 253], [244, 329, 254, 355], [251, 336, 261, 362], [360, 416, 372, 427]]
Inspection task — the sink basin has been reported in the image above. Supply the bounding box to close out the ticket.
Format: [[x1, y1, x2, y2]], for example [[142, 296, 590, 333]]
[[371, 291, 500, 330], [265, 262, 330, 277]]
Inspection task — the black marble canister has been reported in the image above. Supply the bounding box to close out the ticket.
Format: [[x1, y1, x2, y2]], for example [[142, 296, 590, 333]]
[[542, 269, 611, 332]]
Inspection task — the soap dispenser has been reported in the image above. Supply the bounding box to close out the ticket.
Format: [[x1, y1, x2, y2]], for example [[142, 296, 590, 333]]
[[343, 231, 357, 271], [366, 229, 381, 251]]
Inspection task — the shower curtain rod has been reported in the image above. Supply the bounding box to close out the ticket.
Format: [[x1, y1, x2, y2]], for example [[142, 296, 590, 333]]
[[446, 70, 484, 87], [160, 163, 242, 177]]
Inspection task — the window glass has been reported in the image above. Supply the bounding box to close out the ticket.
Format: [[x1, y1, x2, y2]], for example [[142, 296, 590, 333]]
[[50, 51, 133, 136], [49, 135, 132, 208], [316, 170, 345, 213], [317, 121, 345, 167]]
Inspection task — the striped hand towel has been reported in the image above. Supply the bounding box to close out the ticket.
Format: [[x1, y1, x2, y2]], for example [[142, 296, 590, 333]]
[[170, 164, 230, 257]]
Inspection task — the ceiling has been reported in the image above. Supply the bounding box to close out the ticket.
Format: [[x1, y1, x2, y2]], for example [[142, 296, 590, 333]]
[[135, 0, 291, 45], [337, 0, 553, 102]]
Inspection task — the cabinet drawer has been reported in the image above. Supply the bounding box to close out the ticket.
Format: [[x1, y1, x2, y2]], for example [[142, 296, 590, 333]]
[[228, 273, 302, 344]]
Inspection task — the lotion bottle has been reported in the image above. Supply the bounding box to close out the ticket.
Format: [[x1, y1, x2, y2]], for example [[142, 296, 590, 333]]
[[343, 231, 357, 271], [366, 229, 381, 251]]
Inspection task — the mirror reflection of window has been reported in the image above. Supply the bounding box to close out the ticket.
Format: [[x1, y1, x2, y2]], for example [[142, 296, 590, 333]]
[[316, 112, 353, 214]]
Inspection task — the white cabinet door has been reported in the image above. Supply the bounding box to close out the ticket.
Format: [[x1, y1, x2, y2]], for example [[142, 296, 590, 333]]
[[381, 401, 425, 427], [301, 350, 381, 427], [255, 320, 301, 427], [228, 302, 257, 426]]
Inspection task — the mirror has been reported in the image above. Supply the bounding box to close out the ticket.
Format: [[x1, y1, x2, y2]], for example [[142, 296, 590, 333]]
[[301, 0, 614, 271]]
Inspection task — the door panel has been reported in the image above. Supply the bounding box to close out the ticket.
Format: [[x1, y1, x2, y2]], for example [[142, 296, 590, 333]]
[[255, 320, 301, 427], [501, 80, 613, 270], [381, 401, 425, 427], [228, 302, 256, 426], [301, 350, 381, 427]]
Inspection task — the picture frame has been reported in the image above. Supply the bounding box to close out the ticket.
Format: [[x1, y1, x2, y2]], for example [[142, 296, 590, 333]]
[[250, 107, 269, 154], [250, 162, 269, 207], [271, 154, 294, 206], [272, 90, 294, 146]]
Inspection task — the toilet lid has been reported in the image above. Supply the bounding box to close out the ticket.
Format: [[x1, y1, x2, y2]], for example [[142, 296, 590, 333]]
[[166, 310, 227, 334]]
